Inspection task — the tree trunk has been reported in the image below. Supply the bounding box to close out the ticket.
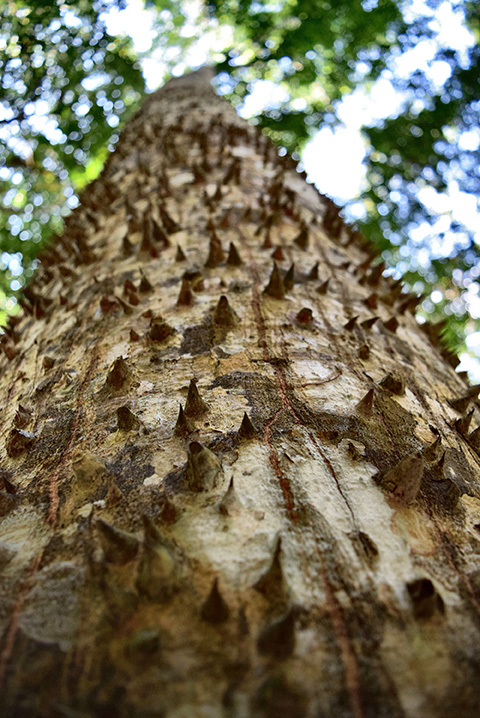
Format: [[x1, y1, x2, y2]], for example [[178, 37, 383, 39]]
[[1, 68, 480, 718]]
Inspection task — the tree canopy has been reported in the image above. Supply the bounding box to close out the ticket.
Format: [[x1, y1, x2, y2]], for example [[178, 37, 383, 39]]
[[1, 0, 479, 366]]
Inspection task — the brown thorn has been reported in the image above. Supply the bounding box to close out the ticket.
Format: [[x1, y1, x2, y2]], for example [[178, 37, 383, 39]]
[[177, 278, 194, 307], [106, 357, 130, 390], [283, 263, 295, 292], [308, 262, 319, 280], [344, 316, 358, 331], [184, 379, 209, 417], [355, 388, 375, 416], [175, 245, 187, 262], [379, 373, 405, 396], [213, 295, 237, 327], [238, 412, 257, 440], [227, 242, 242, 266], [316, 278, 330, 295], [264, 262, 285, 299], [174, 404, 193, 437], [205, 234, 225, 268]]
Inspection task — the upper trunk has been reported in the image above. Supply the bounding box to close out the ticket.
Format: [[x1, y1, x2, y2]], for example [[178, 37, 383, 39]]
[[1, 68, 480, 718]]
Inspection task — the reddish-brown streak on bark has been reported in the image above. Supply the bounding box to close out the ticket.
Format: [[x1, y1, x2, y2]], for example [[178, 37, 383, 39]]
[[317, 550, 365, 718], [241, 228, 364, 716], [253, 300, 298, 521], [0, 551, 43, 689], [47, 346, 100, 525], [242, 224, 357, 528], [237, 228, 298, 522], [239, 222, 365, 707], [244, 269, 269, 362], [263, 410, 297, 521], [246, 278, 298, 524]]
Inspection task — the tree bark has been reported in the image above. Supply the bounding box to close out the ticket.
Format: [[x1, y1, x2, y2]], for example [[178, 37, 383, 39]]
[[1, 67, 480, 718]]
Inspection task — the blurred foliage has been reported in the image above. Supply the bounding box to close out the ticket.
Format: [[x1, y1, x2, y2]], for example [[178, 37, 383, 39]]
[[208, 0, 480, 359], [0, 0, 145, 320], [1, 0, 480, 365]]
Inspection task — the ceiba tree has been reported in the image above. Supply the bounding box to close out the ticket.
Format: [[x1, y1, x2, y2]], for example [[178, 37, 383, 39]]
[[1, 68, 480, 718]]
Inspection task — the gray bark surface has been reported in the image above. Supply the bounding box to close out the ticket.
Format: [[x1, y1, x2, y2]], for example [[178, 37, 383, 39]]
[[1, 68, 480, 718]]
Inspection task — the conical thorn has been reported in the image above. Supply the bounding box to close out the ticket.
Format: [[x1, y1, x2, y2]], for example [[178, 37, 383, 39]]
[[308, 262, 319, 280], [201, 578, 229, 624], [293, 225, 309, 250], [257, 609, 295, 659], [379, 373, 405, 396], [283, 263, 295, 292], [358, 344, 370, 360], [177, 278, 194, 307], [384, 317, 399, 333], [106, 357, 131, 390], [205, 234, 225, 268], [468, 426, 480, 453], [139, 273, 153, 293], [455, 408, 474, 435], [149, 317, 174, 342], [175, 244, 186, 261], [96, 519, 139, 565], [238, 412, 257, 440], [227, 242, 242, 266], [361, 317, 379, 330], [448, 395, 472, 414], [355, 388, 375, 416], [184, 379, 209, 417], [117, 405, 138, 431], [218, 477, 242, 516], [316, 278, 330, 295], [344, 316, 358, 331], [213, 295, 238, 327], [184, 441, 222, 492], [375, 452, 424, 505], [271, 246, 284, 261], [264, 262, 285, 299], [174, 404, 193, 437]]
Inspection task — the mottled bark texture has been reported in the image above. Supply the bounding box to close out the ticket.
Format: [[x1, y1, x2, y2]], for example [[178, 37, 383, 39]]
[[1, 67, 480, 718]]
